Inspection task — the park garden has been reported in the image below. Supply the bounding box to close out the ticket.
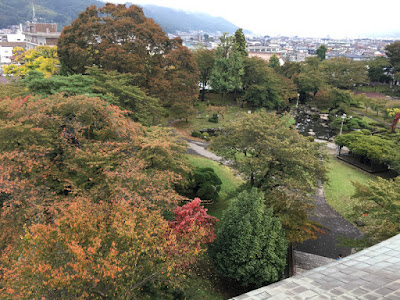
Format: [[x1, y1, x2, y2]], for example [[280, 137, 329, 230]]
[[1, 3, 400, 299]]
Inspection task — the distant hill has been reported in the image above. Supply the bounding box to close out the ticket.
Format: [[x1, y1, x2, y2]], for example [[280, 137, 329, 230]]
[[135, 4, 241, 34], [0, 0, 103, 30], [0, 0, 245, 35]]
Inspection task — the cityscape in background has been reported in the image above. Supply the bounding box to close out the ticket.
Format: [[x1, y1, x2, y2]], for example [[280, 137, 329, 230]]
[[1, 22, 398, 72]]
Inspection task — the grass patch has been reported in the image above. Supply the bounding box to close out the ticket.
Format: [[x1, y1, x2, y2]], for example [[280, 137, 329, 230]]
[[186, 154, 244, 219], [324, 158, 376, 219], [172, 106, 247, 139], [361, 115, 381, 125]]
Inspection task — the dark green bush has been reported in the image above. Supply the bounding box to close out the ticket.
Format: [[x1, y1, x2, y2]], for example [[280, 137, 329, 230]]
[[191, 131, 201, 138], [209, 189, 287, 287], [184, 167, 222, 201], [201, 132, 210, 140]]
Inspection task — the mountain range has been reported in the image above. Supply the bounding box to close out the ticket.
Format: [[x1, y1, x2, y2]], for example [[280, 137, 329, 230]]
[[0, 0, 103, 30], [0, 0, 241, 34]]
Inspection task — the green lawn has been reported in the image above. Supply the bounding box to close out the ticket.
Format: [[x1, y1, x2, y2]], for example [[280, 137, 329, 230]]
[[356, 85, 400, 97], [173, 105, 247, 134], [186, 154, 244, 219], [324, 158, 376, 219]]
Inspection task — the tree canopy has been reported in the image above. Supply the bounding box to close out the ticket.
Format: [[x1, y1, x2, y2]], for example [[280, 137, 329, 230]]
[[335, 131, 400, 172], [212, 112, 327, 243], [350, 177, 400, 248], [194, 49, 216, 101], [321, 57, 368, 89], [58, 3, 199, 113], [316, 44, 327, 60], [210, 189, 287, 288], [22, 68, 165, 126], [3, 46, 59, 78], [242, 57, 284, 109], [0, 95, 216, 298]]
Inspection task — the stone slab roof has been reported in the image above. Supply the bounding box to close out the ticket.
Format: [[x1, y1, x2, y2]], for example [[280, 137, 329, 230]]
[[232, 234, 400, 299]]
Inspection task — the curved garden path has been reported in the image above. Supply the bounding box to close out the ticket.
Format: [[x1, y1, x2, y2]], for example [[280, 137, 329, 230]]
[[296, 181, 363, 259], [185, 136, 362, 260]]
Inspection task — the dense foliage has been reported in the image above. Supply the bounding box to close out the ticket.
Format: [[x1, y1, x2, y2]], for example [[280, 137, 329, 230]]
[[58, 3, 198, 118], [210, 189, 287, 288], [0, 0, 102, 29], [0, 95, 216, 298], [212, 112, 327, 243], [350, 177, 400, 247], [335, 131, 400, 172], [183, 168, 222, 201], [23, 67, 165, 126], [3, 46, 59, 78]]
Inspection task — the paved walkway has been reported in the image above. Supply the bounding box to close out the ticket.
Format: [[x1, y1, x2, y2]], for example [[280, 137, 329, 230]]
[[232, 233, 400, 299], [185, 138, 233, 165], [186, 139, 223, 162], [186, 137, 362, 259], [296, 184, 363, 259]]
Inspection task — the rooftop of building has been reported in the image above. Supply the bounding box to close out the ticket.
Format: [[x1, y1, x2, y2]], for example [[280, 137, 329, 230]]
[[232, 234, 400, 299]]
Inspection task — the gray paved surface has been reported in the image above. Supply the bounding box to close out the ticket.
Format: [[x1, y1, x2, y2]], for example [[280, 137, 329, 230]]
[[232, 233, 400, 299], [296, 184, 363, 259], [186, 139, 233, 166], [294, 251, 335, 274]]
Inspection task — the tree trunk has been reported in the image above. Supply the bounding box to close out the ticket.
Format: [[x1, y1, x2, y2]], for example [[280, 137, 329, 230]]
[[201, 80, 206, 101]]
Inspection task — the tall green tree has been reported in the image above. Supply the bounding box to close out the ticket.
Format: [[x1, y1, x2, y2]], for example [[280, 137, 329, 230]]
[[269, 54, 280, 70], [210, 33, 244, 104], [316, 44, 327, 60], [367, 57, 392, 85], [233, 28, 247, 57], [242, 57, 282, 109], [212, 112, 327, 243], [385, 41, 400, 87], [385, 41, 400, 70], [321, 57, 368, 89], [210, 189, 287, 288], [194, 49, 216, 101]]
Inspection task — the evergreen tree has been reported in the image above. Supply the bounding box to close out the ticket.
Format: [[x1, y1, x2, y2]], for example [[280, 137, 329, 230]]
[[316, 44, 327, 60], [233, 28, 247, 57], [210, 189, 287, 288]]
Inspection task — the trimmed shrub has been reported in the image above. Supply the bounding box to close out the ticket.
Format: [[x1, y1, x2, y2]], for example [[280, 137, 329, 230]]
[[184, 167, 222, 201], [361, 129, 371, 135], [191, 131, 201, 138], [201, 132, 210, 140]]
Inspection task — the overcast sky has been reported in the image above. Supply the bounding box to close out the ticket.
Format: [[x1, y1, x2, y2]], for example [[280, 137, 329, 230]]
[[104, 0, 400, 38]]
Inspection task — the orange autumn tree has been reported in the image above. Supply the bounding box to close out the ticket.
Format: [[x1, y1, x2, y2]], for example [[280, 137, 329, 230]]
[[0, 95, 216, 298], [58, 4, 199, 117]]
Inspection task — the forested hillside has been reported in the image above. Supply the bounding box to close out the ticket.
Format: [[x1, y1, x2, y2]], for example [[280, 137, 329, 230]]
[[139, 4, 238, 34], [0, 0, 102, 29], [0, 0, 241, 34]]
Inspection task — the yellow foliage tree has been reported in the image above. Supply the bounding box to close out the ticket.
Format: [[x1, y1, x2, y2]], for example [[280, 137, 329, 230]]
[[2, 46, 59, 78]]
